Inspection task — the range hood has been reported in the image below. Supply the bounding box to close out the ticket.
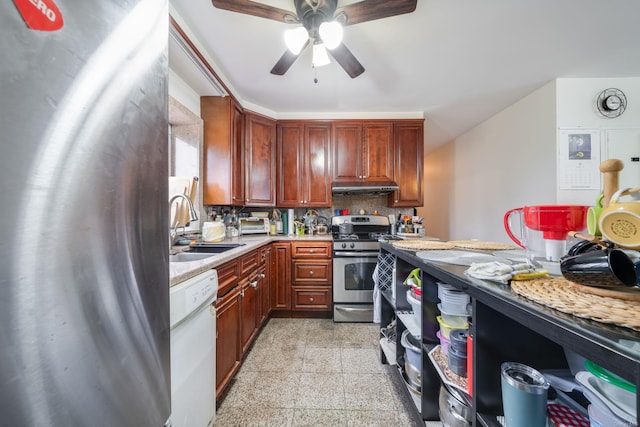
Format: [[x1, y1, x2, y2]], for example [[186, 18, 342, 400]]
[[331, 181, 399, 195]]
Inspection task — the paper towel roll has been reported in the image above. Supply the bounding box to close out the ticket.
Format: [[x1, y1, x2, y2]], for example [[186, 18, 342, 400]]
[[287, 209, 295, 236]]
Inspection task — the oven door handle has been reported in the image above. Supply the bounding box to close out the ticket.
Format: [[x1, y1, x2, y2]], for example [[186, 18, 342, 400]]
[[333, 251, 380, 257]]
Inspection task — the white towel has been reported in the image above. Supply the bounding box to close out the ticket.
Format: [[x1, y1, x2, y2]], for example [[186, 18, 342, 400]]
[[372, 264, 381, 324], [169, 176, 196, 227], [466, 261, 533, 284]]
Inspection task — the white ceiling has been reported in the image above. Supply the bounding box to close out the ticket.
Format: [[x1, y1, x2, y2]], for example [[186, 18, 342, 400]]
[[169, 0, 640, 153]]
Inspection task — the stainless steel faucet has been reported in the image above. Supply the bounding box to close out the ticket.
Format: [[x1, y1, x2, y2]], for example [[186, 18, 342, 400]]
[[169, 194, 198, 246]]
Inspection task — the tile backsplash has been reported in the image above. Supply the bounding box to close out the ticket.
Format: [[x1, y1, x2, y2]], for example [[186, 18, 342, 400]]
[[204, 194, 414, 225]]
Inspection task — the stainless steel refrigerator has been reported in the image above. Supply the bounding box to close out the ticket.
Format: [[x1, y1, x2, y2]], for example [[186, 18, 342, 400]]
[[1, 1, 171, 426]]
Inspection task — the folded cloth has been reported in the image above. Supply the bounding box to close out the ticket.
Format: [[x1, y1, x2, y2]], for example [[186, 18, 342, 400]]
[[372, 264, 380, 324], [465, 261, 534, 284]]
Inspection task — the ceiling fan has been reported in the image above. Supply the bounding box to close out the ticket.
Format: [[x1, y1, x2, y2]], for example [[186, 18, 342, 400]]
[[210, 0, 417, 78]]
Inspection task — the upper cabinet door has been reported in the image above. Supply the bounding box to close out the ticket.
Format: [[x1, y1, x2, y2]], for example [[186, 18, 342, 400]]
[[231, 104, 245, 205], [201, 96, 244, 205], [362, 122, 393, 182], [332, 122, 363, 182], [304, 123, 331, 207], [276, 122, 331, 207], [276, 122, 304, 206], [245, 112, 276, 206], [390, 121, 424, 207]]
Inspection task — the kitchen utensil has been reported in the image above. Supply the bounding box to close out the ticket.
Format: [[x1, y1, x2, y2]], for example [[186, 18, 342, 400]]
[[401, 329, 421, 369], [599, 158, 624, 209], [448, 345, 467, 377], [599, 186, 640, 248], [437, 330, 451, 354], [439, 385, 473, 427], [201, 221, 225, 242], [560, 248, 636, 288], [500, 362, 549, 427], [449, 329, 468, 354], [585, 359, 637, 393], [565, 238, 606, 258], [575, 371, 637, 425], [587, 194, 605, 236], [504, 205, 589, 269], [437, 316, 468, 340], [339, 222, 354, 235]]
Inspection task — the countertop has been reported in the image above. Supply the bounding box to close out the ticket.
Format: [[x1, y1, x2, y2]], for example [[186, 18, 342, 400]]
[[169, 234, 332, 286]]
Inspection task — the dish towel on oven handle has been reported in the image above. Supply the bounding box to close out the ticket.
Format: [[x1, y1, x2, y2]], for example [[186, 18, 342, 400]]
[[372, 264, 381, 323]]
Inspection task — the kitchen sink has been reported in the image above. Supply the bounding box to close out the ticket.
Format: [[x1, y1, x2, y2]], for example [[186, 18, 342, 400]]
[[169, 252, 217, 263], [189, 243, 246, 253]]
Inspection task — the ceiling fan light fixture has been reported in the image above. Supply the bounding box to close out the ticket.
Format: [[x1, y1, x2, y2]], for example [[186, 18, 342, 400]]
[[284, 26, 309, 54], [318, 20, 343, 50], [312, 43, 330, 67]]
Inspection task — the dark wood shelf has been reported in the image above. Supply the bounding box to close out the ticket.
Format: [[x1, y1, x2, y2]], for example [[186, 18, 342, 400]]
[[378, 242, 640, 425]]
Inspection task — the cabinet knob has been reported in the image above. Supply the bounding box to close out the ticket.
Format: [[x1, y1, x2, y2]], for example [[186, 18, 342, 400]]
[[310, 249, 315, 253], [309, 297, 314, 302], [309, 271, 314, 276], [250, 281, 258, 288]]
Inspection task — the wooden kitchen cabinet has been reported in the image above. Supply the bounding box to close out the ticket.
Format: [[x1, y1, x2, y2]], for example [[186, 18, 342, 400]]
[[332, 121, 394, 183], [244, 112, 276, 206], [277, 121, 331, 207], [215, 247, 265, 399], [389, 120, 424, 207], [271, 242, 291, 311], [291, 241, 332, 312], [258, 245, 272, 325], [201, 96, 244, 205], [215, 285, 241, 397], [239, 275, 259, 354]]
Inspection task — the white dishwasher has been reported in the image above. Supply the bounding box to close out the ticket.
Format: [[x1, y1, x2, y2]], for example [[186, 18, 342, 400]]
[[170, 269, 218, 427]]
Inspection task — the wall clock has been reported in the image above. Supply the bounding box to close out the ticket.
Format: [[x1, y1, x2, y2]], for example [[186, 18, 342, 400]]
[[596, 88, 627, 118]]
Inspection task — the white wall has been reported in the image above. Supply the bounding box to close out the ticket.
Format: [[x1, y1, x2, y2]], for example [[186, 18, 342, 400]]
[[421, 77, 640, 242], [556, 78, 640, 205], [420, 81, 557, 242], [169, 69, 201, 116]]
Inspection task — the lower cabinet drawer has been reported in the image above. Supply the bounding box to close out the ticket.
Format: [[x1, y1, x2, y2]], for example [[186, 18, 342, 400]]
[[292, 287, 332, 310], [292, 260, 331, 284]]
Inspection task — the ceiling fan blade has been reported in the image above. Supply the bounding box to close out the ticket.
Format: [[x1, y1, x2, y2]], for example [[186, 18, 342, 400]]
[[211, 0, 295, 22], [270, 41, 310, 75], [336, 0, 417, 26], [328, 43, 365, 78]]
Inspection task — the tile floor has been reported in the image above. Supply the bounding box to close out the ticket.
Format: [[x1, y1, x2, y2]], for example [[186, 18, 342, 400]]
[[214, 318, 435, 426]]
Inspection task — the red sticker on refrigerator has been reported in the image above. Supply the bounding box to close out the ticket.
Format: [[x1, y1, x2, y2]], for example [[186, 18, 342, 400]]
[[13, 0, 64, 31]]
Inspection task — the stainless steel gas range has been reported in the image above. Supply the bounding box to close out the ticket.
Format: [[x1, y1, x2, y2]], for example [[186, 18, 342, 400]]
[[331, 215, 398, 322]]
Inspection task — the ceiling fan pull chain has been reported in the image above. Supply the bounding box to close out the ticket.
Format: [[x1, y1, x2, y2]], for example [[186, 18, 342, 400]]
[[313, 66, 319, 84]]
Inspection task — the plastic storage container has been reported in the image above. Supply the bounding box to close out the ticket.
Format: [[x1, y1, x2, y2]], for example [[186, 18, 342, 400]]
[[449, 329, 468, 354], [401, 329, 421, 369], [406, 289, 421, 328], [439, 288, 471, 315], [436, 330, 450, 354], [437, 315, 468, 340], [448, 345, 467, 377], [438, 303, 469, 327]]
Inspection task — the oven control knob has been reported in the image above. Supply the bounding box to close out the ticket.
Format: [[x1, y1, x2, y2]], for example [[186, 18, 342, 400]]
[[349, 243, 355, 249], [341, 243, 347, 249]]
